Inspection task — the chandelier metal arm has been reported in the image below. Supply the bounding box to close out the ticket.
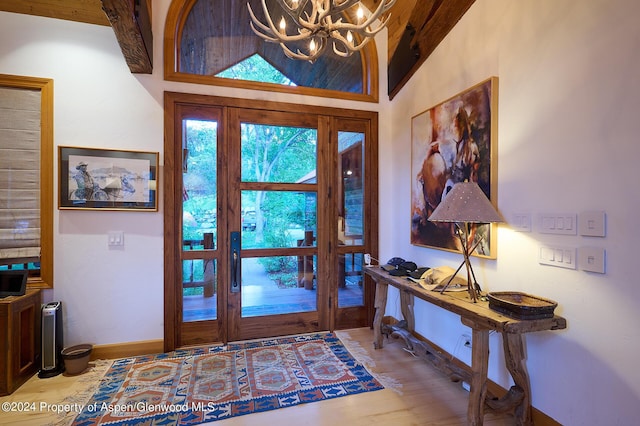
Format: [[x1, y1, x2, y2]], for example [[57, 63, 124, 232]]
[[271, 0, 335, 35], [248, 2, 312, 43], [326, 13, 392, 40], [247, 0, 396, 62], [298, 0, 394, 36], [277, 0, 311, 19], [333, 7, 394, 37], [280, 40, 327, 62], [330, 32, 371, 56], [345, 0, 394, 33]]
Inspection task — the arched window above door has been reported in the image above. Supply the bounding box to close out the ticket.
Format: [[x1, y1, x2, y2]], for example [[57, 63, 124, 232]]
[[164, 0, 379, 102]]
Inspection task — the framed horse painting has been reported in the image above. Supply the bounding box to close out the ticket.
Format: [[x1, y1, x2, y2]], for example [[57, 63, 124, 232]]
[[58, 146, 158, 211], [410, 77, 499, 258]]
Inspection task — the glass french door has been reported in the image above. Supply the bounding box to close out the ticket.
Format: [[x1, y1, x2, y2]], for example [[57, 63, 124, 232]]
[[226, 108, 325, 341], [164, 93, 377, 349]]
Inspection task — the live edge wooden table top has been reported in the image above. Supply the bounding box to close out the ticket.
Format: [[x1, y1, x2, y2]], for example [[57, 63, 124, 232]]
[[365, 266, 567, 426]]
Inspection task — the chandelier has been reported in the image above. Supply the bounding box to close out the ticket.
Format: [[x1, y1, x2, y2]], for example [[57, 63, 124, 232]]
[[247, 0, 396, 63]]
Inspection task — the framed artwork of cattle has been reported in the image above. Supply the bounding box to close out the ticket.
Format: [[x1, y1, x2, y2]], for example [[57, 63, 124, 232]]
[[411, 77, 498, 258], [59, 146, 158, 211]]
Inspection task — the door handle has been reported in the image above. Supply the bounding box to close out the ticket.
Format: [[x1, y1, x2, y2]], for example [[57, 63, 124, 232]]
[[230, 231, 241, 293]]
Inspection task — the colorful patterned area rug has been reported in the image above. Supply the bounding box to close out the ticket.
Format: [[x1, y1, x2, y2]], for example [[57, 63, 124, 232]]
[[72, 332, 384, 425]]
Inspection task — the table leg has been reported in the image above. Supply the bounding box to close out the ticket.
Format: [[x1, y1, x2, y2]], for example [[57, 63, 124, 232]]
[[399, 290, 414, 331], [502, 333, 533, 426], [467, 326, 490, 426], [373, 281, 388, 349]]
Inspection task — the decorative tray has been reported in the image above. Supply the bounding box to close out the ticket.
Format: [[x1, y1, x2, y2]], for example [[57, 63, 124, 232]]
[[487, 292, 558, 320]]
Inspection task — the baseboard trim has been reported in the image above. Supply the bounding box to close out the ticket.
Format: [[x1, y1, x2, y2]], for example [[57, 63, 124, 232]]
[[382, 316, 560, 426], [485, 381, 560, 426], [91, 339, 164, 360]]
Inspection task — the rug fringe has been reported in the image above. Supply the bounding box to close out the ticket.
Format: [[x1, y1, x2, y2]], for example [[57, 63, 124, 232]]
[[49, 359, 114, 426], [334, 330, 403, 395]]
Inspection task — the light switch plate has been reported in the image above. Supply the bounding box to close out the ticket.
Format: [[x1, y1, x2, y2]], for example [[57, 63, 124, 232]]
[[539, 245, 576, 269], [511, 212, 532, 232], [108, 231, 124, 247], [539, 213, 577, 235]]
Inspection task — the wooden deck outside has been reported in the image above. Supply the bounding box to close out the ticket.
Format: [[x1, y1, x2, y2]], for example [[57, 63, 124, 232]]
[[183, 257, 363, 322]]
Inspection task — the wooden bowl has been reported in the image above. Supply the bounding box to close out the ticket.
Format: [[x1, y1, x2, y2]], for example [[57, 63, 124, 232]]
[[61, 344, 93, 375], [487, 292, 558, 320]]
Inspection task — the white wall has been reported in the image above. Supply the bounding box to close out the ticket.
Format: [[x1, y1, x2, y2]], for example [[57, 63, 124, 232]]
[[2, 0, 639, 423], [0, 0, 386, 345], [0, 13, 165, 345], [386, 0, 640, 424]]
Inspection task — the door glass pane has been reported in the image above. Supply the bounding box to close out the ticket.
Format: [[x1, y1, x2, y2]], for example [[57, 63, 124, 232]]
[[242, 190, 317, 250], [182, 118, 218, 323], [338, 132, 364, 246], [183, 259, 217, 321], [182, 119, 217, 247], [241, 256, 317, 318], [339, 252, 364, 308], [240, 123, 317, 183]]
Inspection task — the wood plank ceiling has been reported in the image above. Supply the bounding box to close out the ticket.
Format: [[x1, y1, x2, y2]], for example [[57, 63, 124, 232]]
[[0, 0, 475, 99]]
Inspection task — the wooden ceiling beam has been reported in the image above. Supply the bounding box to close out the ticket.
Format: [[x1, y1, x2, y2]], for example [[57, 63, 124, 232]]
[[100, 0, 152, 74], [360, 0, 417, 63], [388, 0, 475, 99], [0, 0, 110, 26]]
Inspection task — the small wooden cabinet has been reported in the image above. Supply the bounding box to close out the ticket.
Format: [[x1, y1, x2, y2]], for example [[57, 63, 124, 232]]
[[0, 289, 41, 396]]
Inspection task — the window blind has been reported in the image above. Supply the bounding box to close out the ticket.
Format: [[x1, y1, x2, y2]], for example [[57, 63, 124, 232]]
[[0, 86, 41, 266]]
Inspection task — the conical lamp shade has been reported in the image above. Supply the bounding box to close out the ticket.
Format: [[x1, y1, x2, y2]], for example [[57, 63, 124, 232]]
[[428, 182, 503, 223]]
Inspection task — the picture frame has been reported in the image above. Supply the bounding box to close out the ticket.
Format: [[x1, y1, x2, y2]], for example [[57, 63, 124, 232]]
[[410, 77, 498, 258], [59, 146, 158, 211]]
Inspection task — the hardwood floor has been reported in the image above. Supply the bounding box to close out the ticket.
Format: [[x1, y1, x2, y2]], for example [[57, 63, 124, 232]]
[[0, 327, 515, 425]]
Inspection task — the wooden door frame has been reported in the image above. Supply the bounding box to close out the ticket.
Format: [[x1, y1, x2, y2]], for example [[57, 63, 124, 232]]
[[164, 91, 379, 351]]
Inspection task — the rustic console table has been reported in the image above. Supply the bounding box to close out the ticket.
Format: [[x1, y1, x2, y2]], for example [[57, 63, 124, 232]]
[[365, 266, 566, 426]]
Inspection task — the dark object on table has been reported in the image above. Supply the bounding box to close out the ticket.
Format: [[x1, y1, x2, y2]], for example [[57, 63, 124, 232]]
[[381, 257, 405, 272], [388, 261, 418, 276], [487, 292, 558, 320], [409, 267, 431, 279]]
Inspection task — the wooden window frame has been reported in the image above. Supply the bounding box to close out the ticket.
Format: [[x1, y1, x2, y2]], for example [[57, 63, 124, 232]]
[[163, 0, 380, 103], [0, 74, 53, 289]]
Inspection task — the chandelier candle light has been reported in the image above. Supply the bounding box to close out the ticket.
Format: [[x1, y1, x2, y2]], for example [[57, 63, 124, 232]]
[[248, 0, 395, 62], [428, 181, 504, 302]]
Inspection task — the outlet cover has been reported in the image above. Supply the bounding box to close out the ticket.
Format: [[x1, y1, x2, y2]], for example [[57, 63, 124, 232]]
[[579, 211, 606, 237], [579, 247, 606, 273]]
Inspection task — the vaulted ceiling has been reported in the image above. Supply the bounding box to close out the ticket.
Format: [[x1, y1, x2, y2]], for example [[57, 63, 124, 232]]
[[0, 0, 475, 99]]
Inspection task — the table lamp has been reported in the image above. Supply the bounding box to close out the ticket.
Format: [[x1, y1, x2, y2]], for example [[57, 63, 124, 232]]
[[428, 181, 503, 302]]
